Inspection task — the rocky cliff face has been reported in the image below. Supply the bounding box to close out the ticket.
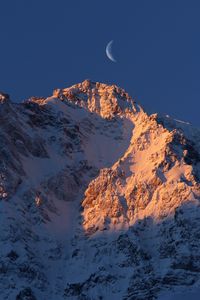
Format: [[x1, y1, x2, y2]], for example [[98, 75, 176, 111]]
[[1, 80, 200, 300]]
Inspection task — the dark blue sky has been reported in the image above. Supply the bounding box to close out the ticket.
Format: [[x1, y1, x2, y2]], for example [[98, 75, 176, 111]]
[[1, 0, 200, 125]]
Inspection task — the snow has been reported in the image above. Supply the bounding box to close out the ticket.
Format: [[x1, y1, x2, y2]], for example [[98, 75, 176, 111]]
[[1, 80, 200, 299], [159, 289, 200, 300], [83, 117, 134, 168]]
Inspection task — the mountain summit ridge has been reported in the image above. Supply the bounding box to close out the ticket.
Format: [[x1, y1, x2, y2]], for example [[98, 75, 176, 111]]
[[1, 80, 200, 300], [51, 79, 141, 119]]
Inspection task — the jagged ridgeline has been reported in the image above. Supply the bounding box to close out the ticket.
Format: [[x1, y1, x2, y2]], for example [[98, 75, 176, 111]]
[[1, 80, 200, 300]]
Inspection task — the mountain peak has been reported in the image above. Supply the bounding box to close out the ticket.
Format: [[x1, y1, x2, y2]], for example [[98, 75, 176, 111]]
[[52, 80, 141, 118], [2, 81, 200, 299]]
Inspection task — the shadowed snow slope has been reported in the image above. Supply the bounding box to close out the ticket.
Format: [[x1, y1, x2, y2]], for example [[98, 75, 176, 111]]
[[1, 80, 200, 299]]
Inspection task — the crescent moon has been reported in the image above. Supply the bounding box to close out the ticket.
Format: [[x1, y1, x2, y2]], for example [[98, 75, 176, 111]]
[[106, 40, 116, 63]]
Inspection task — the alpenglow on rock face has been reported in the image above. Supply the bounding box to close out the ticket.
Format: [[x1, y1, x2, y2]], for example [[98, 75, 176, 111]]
[[1, 80, 200, 300]]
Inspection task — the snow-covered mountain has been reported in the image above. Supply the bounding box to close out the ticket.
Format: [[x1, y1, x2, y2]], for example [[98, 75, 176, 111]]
[[1, 80, 200, 300]]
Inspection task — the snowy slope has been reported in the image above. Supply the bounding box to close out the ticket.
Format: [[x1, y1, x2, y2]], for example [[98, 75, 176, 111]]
[[1, 80, 200, 299]]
